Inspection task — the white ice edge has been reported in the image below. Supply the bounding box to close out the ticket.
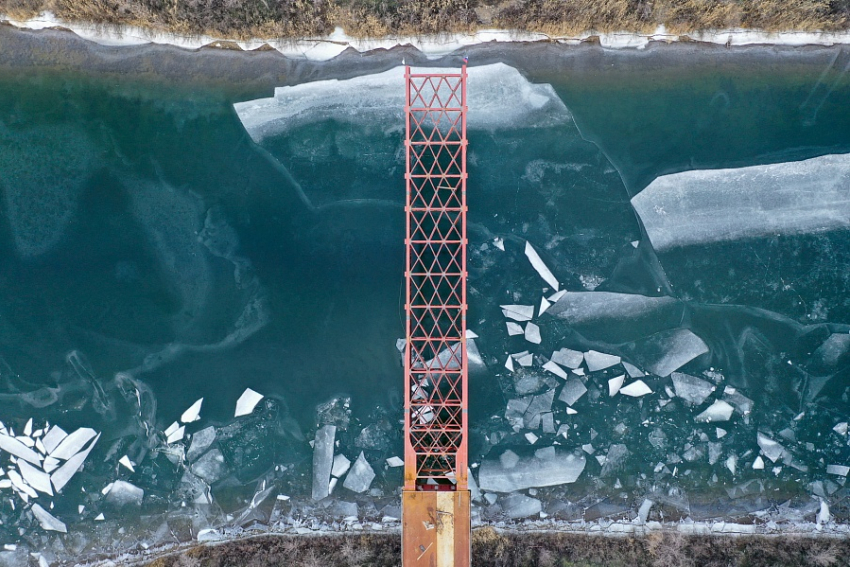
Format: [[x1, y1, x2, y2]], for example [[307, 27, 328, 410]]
[[5, 14, 850, 60]]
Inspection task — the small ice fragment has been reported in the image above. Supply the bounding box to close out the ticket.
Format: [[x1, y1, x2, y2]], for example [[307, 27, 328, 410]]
[[584, 350, 620, 372], [516, 353, 533, 367], [332, 454, 351, 477], [622, 361, 644, 378], [78, 505, 84, 514], [23, 418, 32, 437], [551, 348, 583, 369], [343, 452, 375, 493], [180, 398, 203, 423], [548, 290, 567, 303], [465, 329, 479, 339], [566, 407, 578, 415], [51, 427, 98, 461], [543, 361, 567, 379], [638, 499, 653, 523], [50, 433, 99, 493], [0, 434, 43, 465], [17, 461, 52, 495], [386, 456, 404, 468], [493, 237, 505, 251], [166, 425, 185, 444], [31, 503, 66, 533], [620, 380, 652, 397], [608, 375, 625, 397], [396, 338, 406, 352], [95, 513, 105, 520], [504, 356, 515, 372], [716, 428, 727, 439], [671, 373, 715, 405], [3, 544, 15, 551], [752, 456, 765, 470], [8, 469, 37, 498], [500, 305, 534, 322], [833, 422, 848, 435], [827, 464, 849, 476], [119, 455, 135, 472], [164, 421, 179, 437], [558, 379, 587, 406], [41, 426, 67, 455], [525, 432, 539, 444], [757, 433, 784, 463], [581, 444, 595, 454], [506, 322, 524, 336], [539, 297, 551, 315], [235, 388, 264, 417], [695, 400, 734, 423], [524, 242, 559, 291], [525, 323, 542, 344]]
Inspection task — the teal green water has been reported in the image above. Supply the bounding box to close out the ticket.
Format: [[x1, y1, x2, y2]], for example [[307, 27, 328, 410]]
[[0, 35, 850, 561]]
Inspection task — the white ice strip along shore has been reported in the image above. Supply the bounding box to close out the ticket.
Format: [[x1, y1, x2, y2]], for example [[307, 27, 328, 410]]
[[632, 153, 850, 251], [233, 63, 571, 143], [6, 14, 850, 59]]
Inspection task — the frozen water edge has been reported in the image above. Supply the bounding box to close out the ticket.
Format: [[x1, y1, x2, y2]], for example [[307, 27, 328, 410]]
[[6, 14, 850, 61]]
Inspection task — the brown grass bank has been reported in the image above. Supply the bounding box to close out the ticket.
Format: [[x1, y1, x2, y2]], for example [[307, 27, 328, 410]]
[[137, 528, 850, 567], [2, 0, 850, 40]]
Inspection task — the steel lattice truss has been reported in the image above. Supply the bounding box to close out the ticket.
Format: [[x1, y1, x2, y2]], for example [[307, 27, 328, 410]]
[[404, 66, 468, 490]]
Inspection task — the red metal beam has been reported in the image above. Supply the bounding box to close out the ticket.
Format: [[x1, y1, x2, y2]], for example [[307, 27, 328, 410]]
[[404, 66, 468, 492]]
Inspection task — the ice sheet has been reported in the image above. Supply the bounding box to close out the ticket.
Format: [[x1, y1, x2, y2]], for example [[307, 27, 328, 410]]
[[632, 153, 850, 251], [478, 451, 586, 492], [234, 63, 571, 143]]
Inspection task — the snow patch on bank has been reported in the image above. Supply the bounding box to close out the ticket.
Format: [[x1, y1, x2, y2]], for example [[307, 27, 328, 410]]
[[5, 13, 850, 60]]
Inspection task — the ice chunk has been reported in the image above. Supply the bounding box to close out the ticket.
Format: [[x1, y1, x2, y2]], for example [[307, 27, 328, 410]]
[[17, 461, 52, 496], [535, 446, 556, 460], [726, 454, 738, 474], [516, 352, 533, 367], [493, 237, 505, 251], [0, 434, 42, 465], [40, 426, 67, 455], [332, 454, 352, 477], [632, 153, 850, 251], [671, 373, 715, 405], [632, 329, 709, 377], [620, 380, 652, 397], [600, 444, 630, 477], [752, 456, 765, 470], [722, 390, 754, 416], [757, 433, 784, 463], [524, 242, 559, 291], [465, 329, 478, 339], [501, 305, 534, 322], [504, 356, 515, 372], [524, 323, 542, 345], [827, 464, 850, 476], [502, 493, 542, 519], [584, 350, 621, 372], [558, 379, 587, 406], [506, 322, 524, 336], [187, 426, 216, 462], [608, 375, 625, 397], [834, 422, 848, 435], [51, 433, 99, 493], [191, 449, 228, 484], [716, 428, 727, 439], [525, 432, 539, 444], [119, 455, 135, 472], [638, 499, 653, 523], [500, 450, 520, 469], [105, 479, 144, 507], [180, 398, 203, 423], [8, 469, 37, 498], [31, 503, 66, 533], [166, 425, 185, 444], [386, 456, 404, 468], [622, 361, 644, 378], [50, 428, 97, 460], [708, 442, 723, 465], [235, 388, 264, 417], [551, 348, 583, 369], [343, 452, 375, 493], [311, 425, 336, 500], [479, 451, 585, 492], [539, 297, 551, 316], [818, 500, 831, 526], [547, 292, 681, 340], [543, 361, 567, 379], [695, 400, 734, 423]]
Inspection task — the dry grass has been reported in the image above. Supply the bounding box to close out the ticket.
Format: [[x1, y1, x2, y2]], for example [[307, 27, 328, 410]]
[[1, 0, 849, 37]]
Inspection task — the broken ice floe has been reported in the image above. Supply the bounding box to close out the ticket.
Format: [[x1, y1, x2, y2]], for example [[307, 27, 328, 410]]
[[584, 350, 620, 372], [757, 433, 785, 463], [524, 322, 542, 344], [628, 328, 709, 377], [542, 360, 567, 379], [558, 379, 587, 406], [695, 400, 735, 423], [235, 388, 264, 417], [180, 398, 203, 423], [632, 153, 850, 251], [502, 493, 542, 519], [312, 425, 336, 500], [671, 372, 715, 405], [608, 375, 625, 397], [551, 348, 583, 369], [478, 450, 586, 492], [234, 63, 571, 143], [501, 304, 534, 322], [619, 380, 652, 397], [342, 452, 375, 493], [524, 242, 559, 291], [31, 503, 66, 533]]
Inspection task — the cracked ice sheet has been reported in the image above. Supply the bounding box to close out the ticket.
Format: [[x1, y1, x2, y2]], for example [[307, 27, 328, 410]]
[[632, 153, 850, 251], [234, 63, 571, 143]]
